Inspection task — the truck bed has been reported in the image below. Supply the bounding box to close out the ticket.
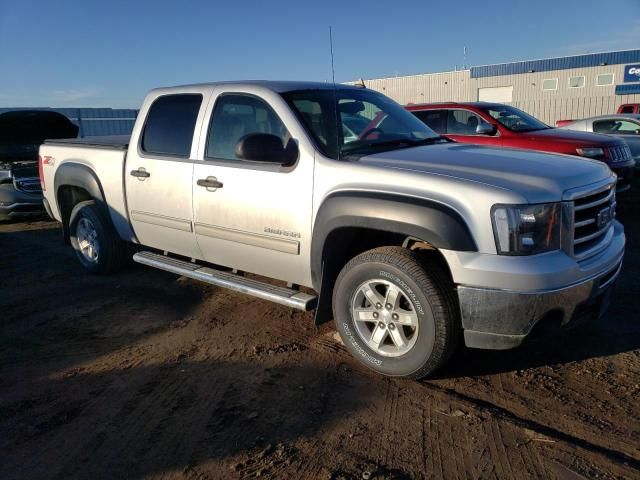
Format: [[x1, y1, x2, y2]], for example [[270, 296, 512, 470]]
[[44, 135, 130, 150], [40, 138, 135, 242]]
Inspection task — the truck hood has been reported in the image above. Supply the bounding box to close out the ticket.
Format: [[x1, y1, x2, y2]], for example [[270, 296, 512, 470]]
[[518, 127, 623, 147], [359, 143, 611, 203]]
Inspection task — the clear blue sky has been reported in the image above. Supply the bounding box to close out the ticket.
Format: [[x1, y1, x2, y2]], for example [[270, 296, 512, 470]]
[[1, 0, 639, 108]]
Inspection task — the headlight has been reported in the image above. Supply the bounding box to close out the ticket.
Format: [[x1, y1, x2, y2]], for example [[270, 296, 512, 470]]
[[492, 203, 561, 255], [576, 147, 604, 159]]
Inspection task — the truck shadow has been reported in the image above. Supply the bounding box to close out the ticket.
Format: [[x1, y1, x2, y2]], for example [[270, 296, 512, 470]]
[[435, 316, 640, 379], [0, 222, 209, 379], [0, 359, 371, 480]]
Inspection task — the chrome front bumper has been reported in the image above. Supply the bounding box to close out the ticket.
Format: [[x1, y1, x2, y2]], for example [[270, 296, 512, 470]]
[[458, 255, 624, 350]]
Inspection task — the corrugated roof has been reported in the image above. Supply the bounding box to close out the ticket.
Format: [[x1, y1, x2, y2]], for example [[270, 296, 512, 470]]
[[470, 49, 640, 78]]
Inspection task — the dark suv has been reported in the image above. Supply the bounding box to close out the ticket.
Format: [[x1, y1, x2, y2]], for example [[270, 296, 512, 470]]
[[0, 110, 78, 220]]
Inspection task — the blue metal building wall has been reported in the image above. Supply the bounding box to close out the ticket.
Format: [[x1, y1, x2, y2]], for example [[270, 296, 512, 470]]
[[615, 84, 640, 95], [471, 49, 640, 79], [0, 107, 138, 137]]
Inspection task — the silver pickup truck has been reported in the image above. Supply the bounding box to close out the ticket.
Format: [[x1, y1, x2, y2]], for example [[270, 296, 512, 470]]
[[39, 81, 625, 378]]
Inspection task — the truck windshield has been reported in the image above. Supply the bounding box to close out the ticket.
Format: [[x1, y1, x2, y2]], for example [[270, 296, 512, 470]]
[[282, 88, 442, 159], [480, 105, 549, 133]]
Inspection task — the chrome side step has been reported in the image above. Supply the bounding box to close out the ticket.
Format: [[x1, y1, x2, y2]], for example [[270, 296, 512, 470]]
[[133, 251, 317, 311]]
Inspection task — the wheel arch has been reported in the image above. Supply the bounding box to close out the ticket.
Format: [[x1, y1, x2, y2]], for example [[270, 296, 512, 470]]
[[54, 163, 109, 243], [311, 191, 476, 325]]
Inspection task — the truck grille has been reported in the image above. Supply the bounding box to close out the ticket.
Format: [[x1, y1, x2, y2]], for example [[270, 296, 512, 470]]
[[572, 185, 616, 259], [607, 144, 632, 164], [13, 177, 42, 194]]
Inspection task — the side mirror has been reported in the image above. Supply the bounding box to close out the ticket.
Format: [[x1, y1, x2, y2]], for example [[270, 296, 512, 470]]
[[476, 122, 497, 136], [235, 133, 298, 166]]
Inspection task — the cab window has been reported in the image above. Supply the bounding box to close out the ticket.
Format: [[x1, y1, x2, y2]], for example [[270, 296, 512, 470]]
[[142, 94, 202, 157], [206, 94, 290, 161]]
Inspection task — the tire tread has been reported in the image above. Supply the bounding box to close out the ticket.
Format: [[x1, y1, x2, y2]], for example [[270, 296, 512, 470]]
[[334, 246, 460, 379]]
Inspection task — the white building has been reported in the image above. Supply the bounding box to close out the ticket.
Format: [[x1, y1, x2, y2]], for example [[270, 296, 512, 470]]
[[353, 49, 640, 125]]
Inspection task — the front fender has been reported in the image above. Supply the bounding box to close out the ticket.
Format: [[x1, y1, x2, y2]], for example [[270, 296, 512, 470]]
[[310, 191, 477, 290]]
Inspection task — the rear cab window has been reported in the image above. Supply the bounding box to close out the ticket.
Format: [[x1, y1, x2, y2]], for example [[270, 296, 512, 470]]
[[141, 94, 203, 157]]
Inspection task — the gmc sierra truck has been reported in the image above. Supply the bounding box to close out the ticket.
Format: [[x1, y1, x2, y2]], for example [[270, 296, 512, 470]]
[[39, 81, 625, 379]]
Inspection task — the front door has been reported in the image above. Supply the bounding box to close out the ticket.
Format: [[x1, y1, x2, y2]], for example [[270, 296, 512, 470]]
[[444, 109, 502, 146], [192, 91, 314, 286], [125, 92, 205, 259]]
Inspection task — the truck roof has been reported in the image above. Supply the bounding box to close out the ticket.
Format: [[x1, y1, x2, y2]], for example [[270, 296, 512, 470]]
[[151, 80, 365, 94]]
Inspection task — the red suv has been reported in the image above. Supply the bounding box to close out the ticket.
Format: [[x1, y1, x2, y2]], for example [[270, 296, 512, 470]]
[[407, 102, 635, 191]]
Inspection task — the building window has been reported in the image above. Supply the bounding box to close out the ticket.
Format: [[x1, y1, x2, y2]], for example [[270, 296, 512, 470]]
[[542, 78, 558, 91], [596, 73, 614, 86], [568, 76, 585, 88]]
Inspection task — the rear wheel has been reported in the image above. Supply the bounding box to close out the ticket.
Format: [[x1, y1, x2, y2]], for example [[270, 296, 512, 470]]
[[333, 246, 459, 379], [69, 200, 126, 273]]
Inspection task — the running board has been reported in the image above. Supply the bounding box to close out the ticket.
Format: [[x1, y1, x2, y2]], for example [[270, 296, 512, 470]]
[[133, 251, 317, 311]]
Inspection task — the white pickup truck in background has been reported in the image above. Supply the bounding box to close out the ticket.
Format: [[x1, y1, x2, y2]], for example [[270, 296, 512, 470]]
[[39, 81, 625, 378]]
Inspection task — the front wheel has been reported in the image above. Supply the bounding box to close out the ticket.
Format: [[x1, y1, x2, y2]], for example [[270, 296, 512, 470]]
[[333, 247, 459, 379], [69, 200, 126, 274]]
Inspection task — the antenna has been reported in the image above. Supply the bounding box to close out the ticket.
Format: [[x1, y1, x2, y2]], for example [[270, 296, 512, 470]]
[[463, 46, 468, 69], [329, 26, 336, 85], [329, 26, 341, 160]]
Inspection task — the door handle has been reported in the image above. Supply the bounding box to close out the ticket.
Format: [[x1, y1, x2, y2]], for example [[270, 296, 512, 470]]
[[130, 168, 150, 178], [197, 177, 223, 189]]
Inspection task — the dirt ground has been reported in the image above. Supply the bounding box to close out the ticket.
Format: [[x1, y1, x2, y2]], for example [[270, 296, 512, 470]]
[[1, 181, 639, 480]]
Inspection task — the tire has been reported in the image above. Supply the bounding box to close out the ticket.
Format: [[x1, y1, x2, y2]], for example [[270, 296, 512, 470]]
[[333, 246, 459, 379], [69, 200, 127, 274]]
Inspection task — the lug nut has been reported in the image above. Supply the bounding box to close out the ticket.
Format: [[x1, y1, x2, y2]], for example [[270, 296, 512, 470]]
[[378, 322, 386, 329], [373, 312, 379, 319], [389, 323, 396, 330], [376, 303, 382, 309], [386, 303, 392, 310], [392, 313, 399, 320]]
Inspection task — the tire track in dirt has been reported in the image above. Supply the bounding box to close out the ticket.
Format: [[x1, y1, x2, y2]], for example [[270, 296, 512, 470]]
[[424, 382, 640, 471]]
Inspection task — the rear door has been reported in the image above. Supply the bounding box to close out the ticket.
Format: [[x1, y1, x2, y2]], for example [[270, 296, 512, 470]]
[[411, 109, 447, 134], [191, 89, 314, 286], [125, 91, 207, 258]]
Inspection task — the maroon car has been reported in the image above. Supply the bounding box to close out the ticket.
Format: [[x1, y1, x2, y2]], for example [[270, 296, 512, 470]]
[[407, 102, 635, 191]]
